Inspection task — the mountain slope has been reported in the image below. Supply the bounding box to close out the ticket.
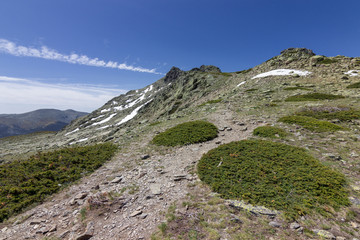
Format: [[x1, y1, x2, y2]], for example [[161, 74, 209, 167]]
[[0, 109, 88, 138], [1, 48, 360, 240]]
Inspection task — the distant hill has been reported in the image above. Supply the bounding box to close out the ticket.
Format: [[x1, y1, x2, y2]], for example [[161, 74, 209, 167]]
[[0, 109, 88, 138]]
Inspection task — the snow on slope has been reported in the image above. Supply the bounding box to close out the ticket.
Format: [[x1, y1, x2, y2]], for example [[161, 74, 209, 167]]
[[117, 100, 152, 126], [252, 69, 311, 79], [345, 70, 359, 77]]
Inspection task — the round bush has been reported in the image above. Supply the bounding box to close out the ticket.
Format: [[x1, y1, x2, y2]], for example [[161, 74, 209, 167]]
[[152, 120, 218, 146], [197, 140, 349, 219], [253, 126, 288, 138]]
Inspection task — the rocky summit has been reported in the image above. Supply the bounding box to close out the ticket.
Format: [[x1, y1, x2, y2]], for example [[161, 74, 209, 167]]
[[1, 48, 360, 240]]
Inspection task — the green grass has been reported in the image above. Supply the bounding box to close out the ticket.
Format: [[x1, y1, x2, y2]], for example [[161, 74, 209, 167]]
[[283, 87, 311, 91], [199, 99, 222, 107], [245, 88, 258, 92], [347, 82, 360, 89], [197, 140, 349, 219], [278, 115, 346, 132], [0, 143, 117, 222], [296, 106, 360, 121], [318, 58, 338, 64], [285, 93, 345, 102], [253, 126, 288, 138], [151, 120, 218, 146]]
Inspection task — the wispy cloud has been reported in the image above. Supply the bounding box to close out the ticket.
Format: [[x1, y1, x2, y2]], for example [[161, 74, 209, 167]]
[[0, 39, 161, 74], [0, 76, 127, 114]]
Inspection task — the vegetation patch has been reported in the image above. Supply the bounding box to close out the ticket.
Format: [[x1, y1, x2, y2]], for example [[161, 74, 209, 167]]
[[0, 143, 117, 222], [347, 82, 360, 89], [151, 120, 218, 146], [283, 86, 311, 91], [296, 106, 360, 121], [318, 58, 338, 64], [253, 126, 288, 138], [245, 88, 258, 92], [199, 99, 222, 107], [236, 68, 252, 74], [279, 115, 346, 132], [197, 140, 349, 219], [285, 93, 345, 102]]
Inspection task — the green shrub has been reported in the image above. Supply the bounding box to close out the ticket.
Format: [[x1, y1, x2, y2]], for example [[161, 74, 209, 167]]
[[296, 106, 360, 121], [283, 87, 311, 91], [199, 99, 222, 107], [347, 82, 360, 89], [253, 126, 288, 138], [279, 115, 346, 132], [152, 121, 218, 146], [245, 88, 257, 92], [318, 58, 338, 64], [285, 93, 345, 102], [0, 143, 117, 222], [197, 140, 349, 219]]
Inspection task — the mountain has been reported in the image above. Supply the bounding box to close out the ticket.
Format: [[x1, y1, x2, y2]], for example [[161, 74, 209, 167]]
[[0, 109, 88, 138], [1, 48, 360, 240]]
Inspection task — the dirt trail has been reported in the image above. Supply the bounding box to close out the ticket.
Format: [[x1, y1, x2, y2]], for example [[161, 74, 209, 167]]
[[0, 111, 262, 240]]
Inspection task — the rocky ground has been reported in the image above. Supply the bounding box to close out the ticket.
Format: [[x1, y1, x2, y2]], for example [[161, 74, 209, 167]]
[[1, 48, 360, 239]]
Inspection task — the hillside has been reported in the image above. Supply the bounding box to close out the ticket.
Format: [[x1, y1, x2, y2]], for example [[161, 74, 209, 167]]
[[0, 48, 360, 240], [0, 109, 88, 138]]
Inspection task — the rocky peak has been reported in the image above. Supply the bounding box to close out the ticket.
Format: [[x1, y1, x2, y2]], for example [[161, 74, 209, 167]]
[[280, 48, 315, 58], [199, 65, 222, 73], [164, 66, 184, 83]]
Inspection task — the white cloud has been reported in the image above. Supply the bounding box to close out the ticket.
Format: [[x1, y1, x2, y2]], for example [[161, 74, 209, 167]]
[[0, 39, 161, 74], [0, 76, 127, 114]]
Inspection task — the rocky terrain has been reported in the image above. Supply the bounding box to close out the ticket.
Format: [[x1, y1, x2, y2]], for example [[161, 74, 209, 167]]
[[1, 48, 360, 239], [0, 109, 88, 138]]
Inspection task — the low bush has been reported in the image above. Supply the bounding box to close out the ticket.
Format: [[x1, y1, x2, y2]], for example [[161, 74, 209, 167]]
[[253, 126, 288, 138], [318, 58, 338, 64], [279, 115, 346, 132], [285, 93, 345, 102], [197, 140, 349, 219], [199, 99, 222, 107], [283, 86, 311, 91], [0, 143, 117, 222], [347, 82, 360, 89], [296, 106, 360, 121], [151, 121, 218, 146]]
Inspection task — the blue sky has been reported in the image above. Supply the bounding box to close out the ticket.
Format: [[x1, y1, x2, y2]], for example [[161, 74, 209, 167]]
[[1, 0, 360, 113]]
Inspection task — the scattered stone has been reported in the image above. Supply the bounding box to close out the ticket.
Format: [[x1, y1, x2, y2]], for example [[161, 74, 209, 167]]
[[111, 176, 123, 184], [290, 222, 300, 230], [228, 200, 280, 217], [351, 221, 359, 228], [336, 237, 346, 240], [29, 219, 46, 225], [230, 214, 243, 224], [141, 155, 150, 160], [313, 229, 336, 240], [149, 183, 162, 195], [239, 126, 248, 131], [173, 175, 187, 181], [215, 141, 222, 144], [130, 210, 143, 217], [226, 127, 232, 131], [139, 213, 148, 219], [75, 192, 88, 200], [349, 197, 360, 205], [269, 221, 282, 228]]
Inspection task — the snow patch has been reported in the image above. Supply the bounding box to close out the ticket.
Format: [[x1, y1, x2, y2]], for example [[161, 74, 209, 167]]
[[69, 137, 88, 145], [101, 108, 111, 113], [345, 70, 359, 77], [236, 81, 246, 87], [65, 128, 79, 136], [144, 85, 153, 94], [117, 100, 152, 126], [97, 125, 110, 130], [252, 69, 312, 79], [91, 115, 104, 121], [91, 113, 117, 126]]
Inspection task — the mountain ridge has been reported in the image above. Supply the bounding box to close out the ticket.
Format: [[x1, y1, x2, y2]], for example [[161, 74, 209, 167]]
[[1, 48, 360, 240]]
